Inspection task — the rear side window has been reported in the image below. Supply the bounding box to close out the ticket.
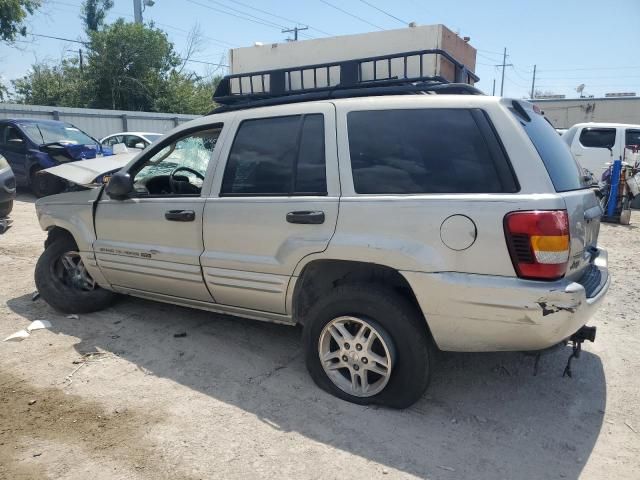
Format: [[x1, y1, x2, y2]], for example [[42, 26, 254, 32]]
[[579, 128, 616, 148], [221, 114, 326, 196], [347, 109, 516, 194], [515, 103, 588, 191]]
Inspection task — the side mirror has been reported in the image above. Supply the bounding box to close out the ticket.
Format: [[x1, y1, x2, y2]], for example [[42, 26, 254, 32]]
[[106, 171, 133, 199], [134, 142, 145, 149]]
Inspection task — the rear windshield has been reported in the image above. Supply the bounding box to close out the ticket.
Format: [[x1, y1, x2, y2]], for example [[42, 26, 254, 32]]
[[513, 103, 589, 191]]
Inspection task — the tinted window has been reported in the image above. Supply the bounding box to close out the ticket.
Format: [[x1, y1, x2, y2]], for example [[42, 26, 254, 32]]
[[626, 129, 640, 148], [296, 115, 326, 193], [517, 106, 588, 191], [579, 128, 616, 148], [348, 109, 508, 194], [222, 114, 326, 195]]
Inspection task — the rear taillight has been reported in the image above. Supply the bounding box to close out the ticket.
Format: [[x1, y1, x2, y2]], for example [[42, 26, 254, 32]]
[[504, 210, 570, 280]]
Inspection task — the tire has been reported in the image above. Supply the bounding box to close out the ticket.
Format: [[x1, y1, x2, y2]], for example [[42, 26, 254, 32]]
[[35, 235, 118, 313], [0, 200, 12, 218], [303, 284, 433, 409], [30, 168, 64, 198]]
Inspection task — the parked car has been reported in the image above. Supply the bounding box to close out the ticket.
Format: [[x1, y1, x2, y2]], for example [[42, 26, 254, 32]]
[[0, 154, 16, 218], [34, 91, 609, 408], [0, 119, 106, 197], [101, 132, 162, 151], [562, 122, 640, 175]]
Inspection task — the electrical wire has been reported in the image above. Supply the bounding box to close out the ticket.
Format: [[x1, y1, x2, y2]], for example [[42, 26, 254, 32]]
[[200, 0, 285, 30], [357, 0, 408, 26], [186, 0, 284, 30], [318, 0, 384, 30], [216, 0, 332, 36]]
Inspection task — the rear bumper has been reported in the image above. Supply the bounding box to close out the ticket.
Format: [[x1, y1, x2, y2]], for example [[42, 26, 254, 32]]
[[401, 248, 610, 352]]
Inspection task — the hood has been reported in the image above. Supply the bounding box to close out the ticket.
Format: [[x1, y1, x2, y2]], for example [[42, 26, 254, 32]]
[[43, 153, 137, 186]]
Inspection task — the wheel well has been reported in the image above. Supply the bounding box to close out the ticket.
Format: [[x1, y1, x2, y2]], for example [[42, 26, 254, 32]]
[[293, 260, 424, 326], [44, 227, 75, 249]]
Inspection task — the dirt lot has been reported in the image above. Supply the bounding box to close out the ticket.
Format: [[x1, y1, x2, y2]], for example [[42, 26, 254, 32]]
[[1, 192, 638, 480]]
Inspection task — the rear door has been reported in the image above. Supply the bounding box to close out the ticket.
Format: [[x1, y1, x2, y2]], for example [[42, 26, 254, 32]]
[[517, 104, 601, 280], [201, 103, 339, 314]]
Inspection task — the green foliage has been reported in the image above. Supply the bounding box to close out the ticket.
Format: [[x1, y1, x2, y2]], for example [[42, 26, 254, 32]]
[[11, 19, 220, 114], [12, 59, 89, 106], [81, 0, 113, 32], [0, 0, 41, 42]]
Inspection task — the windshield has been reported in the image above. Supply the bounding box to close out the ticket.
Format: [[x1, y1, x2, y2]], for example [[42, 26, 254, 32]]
[[20, 122, 97, 146], [143, 134, 162, 143]]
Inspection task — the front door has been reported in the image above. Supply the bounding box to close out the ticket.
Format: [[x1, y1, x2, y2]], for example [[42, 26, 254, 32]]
[[94, 125, 224, 302], [201, 104, 339, 314], [571, 126, 617, 175]]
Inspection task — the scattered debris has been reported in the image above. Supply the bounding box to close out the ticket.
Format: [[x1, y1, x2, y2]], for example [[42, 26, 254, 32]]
[[111, 335, 120, 339], [625, 421, 637, 433], [438, 465, 456, 472], [32, 452, 42, 458], [3, 329, 30, 342], [28, 399, 37, 405], [382, 468, 389, 475], [66, 314, 79, 320], [31, 291, 40, 301], [64, 351, 113, 384], [113, 320, 122, 324], [27, 320, 52, 332], [475, 415, 487, 423], [174, 332, 187, 338]]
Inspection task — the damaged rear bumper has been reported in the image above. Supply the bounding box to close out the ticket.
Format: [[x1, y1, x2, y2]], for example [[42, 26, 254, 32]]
[[401, 249, 610, 352]]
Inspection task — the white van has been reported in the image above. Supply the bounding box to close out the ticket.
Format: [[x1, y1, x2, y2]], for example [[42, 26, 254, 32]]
[[562, 123, 640, 176]]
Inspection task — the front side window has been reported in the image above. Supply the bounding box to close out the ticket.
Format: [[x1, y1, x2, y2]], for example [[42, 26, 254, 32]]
[[2, 125, 26, 149], [579, 128, 616, 148], [347, 109, 512, 194], [103, 135, 123, 147], [131, 127, 221, 196], [221, 114, 326, 196]]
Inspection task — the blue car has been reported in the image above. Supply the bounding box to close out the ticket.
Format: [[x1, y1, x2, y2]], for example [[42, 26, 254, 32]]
[[0, 119, 108, 197]]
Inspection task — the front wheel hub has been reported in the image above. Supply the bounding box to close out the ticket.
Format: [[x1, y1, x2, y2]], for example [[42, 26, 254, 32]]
[[55, 251, 97, 292]]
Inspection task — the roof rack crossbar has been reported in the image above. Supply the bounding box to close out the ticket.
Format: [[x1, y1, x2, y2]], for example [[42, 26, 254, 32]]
[[213, 49, 479, 107]]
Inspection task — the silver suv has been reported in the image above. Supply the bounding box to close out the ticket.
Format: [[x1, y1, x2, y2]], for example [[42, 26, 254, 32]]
[[34, 94, 609, 408]]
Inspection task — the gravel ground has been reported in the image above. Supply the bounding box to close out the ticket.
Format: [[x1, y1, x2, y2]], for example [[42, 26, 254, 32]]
[[0, 192, 638, 480]]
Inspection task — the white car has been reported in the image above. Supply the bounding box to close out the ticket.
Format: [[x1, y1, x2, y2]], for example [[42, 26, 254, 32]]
[[562, 123, 640, 176], [100, 132, 163, 151]]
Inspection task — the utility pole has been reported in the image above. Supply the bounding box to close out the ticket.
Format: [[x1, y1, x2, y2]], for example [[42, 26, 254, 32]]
[[79, 49, 84, 73], [492, 78, 496, 95], [133, 0, 143, 24], [282, 25, 308, 41], [530, 64, 537, 99], [495, 47, 513, 96]]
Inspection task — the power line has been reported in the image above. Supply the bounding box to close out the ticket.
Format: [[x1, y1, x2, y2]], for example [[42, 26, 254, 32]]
[[357, 0, 408, 26], [200, 0, 285, 30], [29, 33, 87, 45], [186, 0, 285, 30], [318, 0, 384, 30], [218, 0, 332, 36]]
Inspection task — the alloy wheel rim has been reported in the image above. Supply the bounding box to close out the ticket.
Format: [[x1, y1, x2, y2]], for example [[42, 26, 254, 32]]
[[318, 316, 394, 398], [54, 251, 96, 292]]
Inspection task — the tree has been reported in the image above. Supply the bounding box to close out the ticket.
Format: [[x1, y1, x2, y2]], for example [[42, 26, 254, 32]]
[[12, 59, 89, 106], [0, 0, 41, 42], [80, 0, 113, 32], [156, 72, 220, 115], [85, 19, 180, 110]]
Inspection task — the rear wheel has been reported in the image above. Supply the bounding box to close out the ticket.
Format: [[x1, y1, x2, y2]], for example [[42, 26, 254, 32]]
[[35, 235, 118, 313], [30, 168, 64, 198], [303, 284, 433, 408]]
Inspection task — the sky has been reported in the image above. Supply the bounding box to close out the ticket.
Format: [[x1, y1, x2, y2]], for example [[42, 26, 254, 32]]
[[1, 0, 639, 100]]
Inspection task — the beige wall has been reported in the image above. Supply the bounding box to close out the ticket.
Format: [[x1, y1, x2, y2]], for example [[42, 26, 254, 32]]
[[532, 98, 640, 128]]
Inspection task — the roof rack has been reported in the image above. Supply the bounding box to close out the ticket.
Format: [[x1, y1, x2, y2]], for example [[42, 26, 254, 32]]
[[211, 49, 481, 113]]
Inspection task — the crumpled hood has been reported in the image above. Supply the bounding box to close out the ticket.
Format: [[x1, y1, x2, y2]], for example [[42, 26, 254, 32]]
[[43, 153, 137, 186]]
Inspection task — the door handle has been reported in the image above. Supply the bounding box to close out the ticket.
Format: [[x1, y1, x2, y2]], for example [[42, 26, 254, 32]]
[[165, 209, 195, 222], [286, 211, 325, 225]]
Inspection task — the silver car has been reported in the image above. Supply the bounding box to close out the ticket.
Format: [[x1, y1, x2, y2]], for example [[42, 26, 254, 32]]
[[34, 95, 609, 408]]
